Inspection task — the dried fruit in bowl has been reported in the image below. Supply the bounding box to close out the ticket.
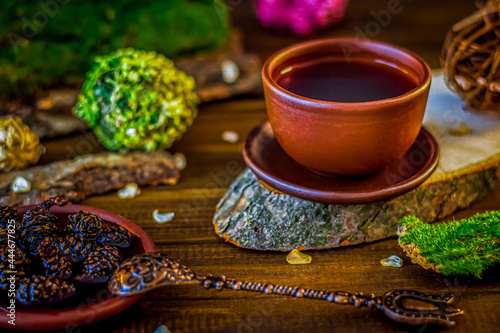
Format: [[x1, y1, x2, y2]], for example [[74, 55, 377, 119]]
[[0, 245, 31, 290], [16, 275, 76, 306]]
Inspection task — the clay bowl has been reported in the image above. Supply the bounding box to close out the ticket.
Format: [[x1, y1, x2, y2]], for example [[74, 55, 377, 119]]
[[262, 38, 431, 177], [0, 204, 155, 331]]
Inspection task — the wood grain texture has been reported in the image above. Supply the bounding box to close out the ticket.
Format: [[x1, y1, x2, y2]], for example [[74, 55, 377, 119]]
[[6, 1, 500, 332]]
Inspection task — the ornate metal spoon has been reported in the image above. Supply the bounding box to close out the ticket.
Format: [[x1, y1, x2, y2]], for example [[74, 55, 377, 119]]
[[108, 252, 463, 327]]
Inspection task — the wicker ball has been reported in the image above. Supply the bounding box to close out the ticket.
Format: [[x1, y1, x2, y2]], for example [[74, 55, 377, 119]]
[[0, 116, 42, 172], [441, 0, 500, 111]]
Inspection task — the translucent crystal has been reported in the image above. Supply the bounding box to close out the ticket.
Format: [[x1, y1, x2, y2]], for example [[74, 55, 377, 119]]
[[221, 60, 239, 84], [154, 325, 172, 333], [117, 183, 141, 199], [286, 249, 312, 265], [173, 152, 187, 170], [153, 209, 175, 224], [221, 130, 239, 143], [380, 255, 403, 268], [11, 176, 31, 193], [448, 122, 469, 136]]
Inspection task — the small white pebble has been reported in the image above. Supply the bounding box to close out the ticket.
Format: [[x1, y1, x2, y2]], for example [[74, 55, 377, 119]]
[[380, 255, 403, 268], [153, 209, 175, 224], [11, 176, 31, 193], [173, 152, 187, 170], [221, 130, 239, 143], [126, 128, 137, 136], [117, 183, 141, 199], [221, 60, 240, 84]]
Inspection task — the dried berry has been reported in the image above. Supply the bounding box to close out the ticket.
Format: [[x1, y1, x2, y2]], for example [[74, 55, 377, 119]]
[[0, 228, 8, 245], [37, 239, 73, 279], [42, 254, 73, 280], [95, 245, 122, 270], [0, 206, 21, 230], [0, 244, 30, 290], [16, 275, 76, 306], [20, 212, 58, 235], [69, 210, 103, 241], [97, 224, 132, 248], [59, 234, 94, 263], [20, 196, 67, 232], [20, 225, 59, 256], [75, 246, 122, 283], [18, 198, 67, 255], [75, 252, 113, 284], [62, 223, 74, 236]]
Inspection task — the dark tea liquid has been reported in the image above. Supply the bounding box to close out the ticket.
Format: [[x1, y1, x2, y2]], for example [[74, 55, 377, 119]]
[[277, 60, 417, 103]]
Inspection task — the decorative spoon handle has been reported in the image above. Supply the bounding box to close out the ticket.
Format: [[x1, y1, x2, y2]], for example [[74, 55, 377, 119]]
[[201, 275, 381, 308], [108, 252, 463, 327]]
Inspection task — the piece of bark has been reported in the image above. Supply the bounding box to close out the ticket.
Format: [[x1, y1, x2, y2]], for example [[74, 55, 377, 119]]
[[0, 99, 88, 140], [0, 31, 261, 139], [213, 73, 500, 251], [0, 152, 181, 206], [176, 31, 262, 102]]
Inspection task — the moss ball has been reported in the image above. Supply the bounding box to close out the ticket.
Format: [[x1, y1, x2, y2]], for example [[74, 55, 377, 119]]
[[74, 48, 199, 152]]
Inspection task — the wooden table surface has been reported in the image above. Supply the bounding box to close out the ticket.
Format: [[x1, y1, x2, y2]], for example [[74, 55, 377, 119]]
[[12, 1, 500, 332]]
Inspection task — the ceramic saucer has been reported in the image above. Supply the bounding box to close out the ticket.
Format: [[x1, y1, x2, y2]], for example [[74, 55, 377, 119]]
[[243, 122, 440, 205]]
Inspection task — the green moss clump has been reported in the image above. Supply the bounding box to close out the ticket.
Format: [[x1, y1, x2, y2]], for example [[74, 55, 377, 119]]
[[0, 0, 229, 98], [74, 48, 199, 152], [398, 212, 500, 278]]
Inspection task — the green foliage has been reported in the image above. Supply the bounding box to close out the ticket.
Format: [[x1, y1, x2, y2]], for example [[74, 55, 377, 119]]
[[74, 48, 199, 152], [0, 0, 229, 98], [399, 212, 500, 278]]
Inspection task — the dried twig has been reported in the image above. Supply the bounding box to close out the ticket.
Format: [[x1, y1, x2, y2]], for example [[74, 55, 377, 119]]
[[441, 0, 500, 111]]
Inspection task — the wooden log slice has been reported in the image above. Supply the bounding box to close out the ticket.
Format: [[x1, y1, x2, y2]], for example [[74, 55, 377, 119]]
[[213, 73, 500, 251]]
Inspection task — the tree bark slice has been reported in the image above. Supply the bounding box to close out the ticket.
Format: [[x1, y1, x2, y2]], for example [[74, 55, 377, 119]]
[[213, 73, 500, 251], [0, 152, 181, 206]]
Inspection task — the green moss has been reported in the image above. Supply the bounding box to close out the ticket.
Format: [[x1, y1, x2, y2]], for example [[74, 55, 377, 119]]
[[0, 0, 229, 98], [315, 238, 326, 247], [398, 212, 500, 278], [74, 48, 199, 152]]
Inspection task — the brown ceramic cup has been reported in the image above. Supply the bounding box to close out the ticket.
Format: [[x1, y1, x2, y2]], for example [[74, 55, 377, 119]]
[[262, 38, 431, 177]]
